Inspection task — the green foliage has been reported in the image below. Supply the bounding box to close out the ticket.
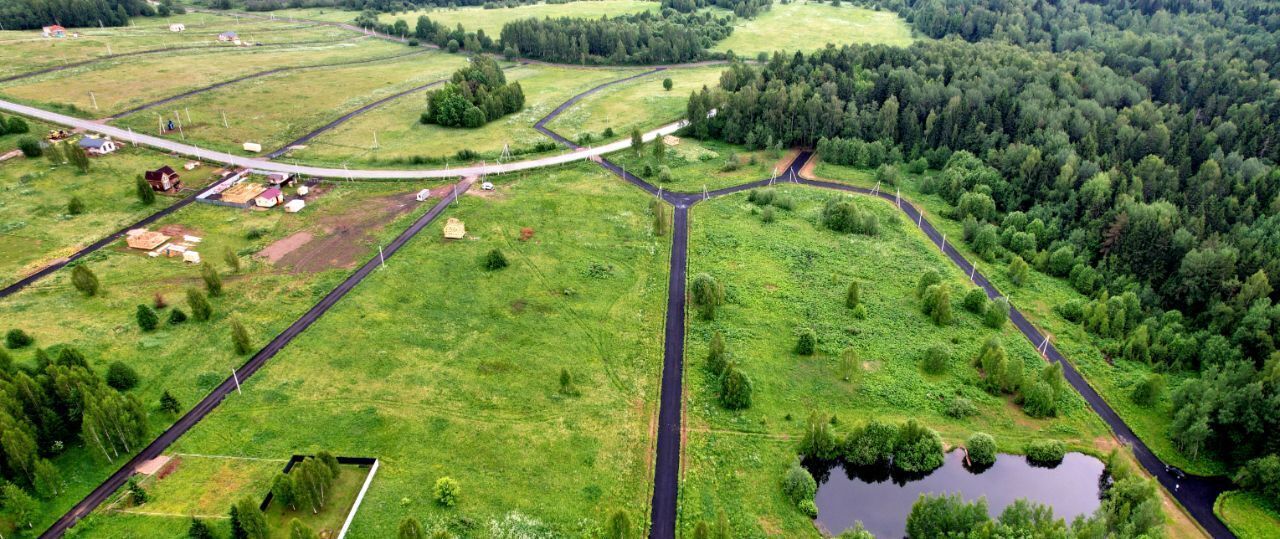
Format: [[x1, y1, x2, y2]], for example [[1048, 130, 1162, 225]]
[[1025, 439, 1066, 465], [67, 195, 85, 215], [168, 308, 188, 325], [127, 478, 148, 505], [2, 483, 38, 529], [845, 280, 861, 309], [482, 248, 509, 270], [186, 288, 212, 322], [233, 497, 270, 539], [841, 419, 896, 466], [839, 347, 859, 382], [893, 419, 945, 472], [422, 56, 524, 128], [663, 77, 673, 91], [798, 411, 838, 460], [72, 264, 101, 297], [630, 128, 644, 155], [200, 262, 223, 296], [558, 367, 579, 396], [920, 283, 953, 325], [188, 517, 215, 539], [1130, 373, 1165, 407], [944, 396, 979, 418], [690, 273, 726, 320], [433, 476, 460, 507], [604, 509, 633, 539], [781, 460, 817, 507], [6, 328, 33, 349], [982, 297, 1009, 328], [965, 432, 997, 466], [106, 361, 139, 391], [1008, 255, 1030, 286], [906, 493, 989, 538], [821, 197, 880, 235], [136, 175, 156, 204], [719, 362, 752, 409], [916, 270, 941, 298], [136, 304, 160, 331], [1234, 455, 1280, 506], [32, 458, 60, 499], [289, 519, 319, 539], [398, 517, 426, 539], [17, 136, 42, 157], [160, 390, 181, 415], [706, 331, 727, 375], [962, 287, 987, 313], [230, 318, 252, 355], [921, 345, 949, 374], [795, 327, 817, 355], [223, 247, 242, 273]]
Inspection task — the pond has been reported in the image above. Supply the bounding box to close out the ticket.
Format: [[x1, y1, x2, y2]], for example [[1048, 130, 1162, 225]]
[[807, 450, 1106, 538]]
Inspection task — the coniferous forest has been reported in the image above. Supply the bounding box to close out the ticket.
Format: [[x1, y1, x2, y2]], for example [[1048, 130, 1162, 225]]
[[0, 0, 158, 30], [687, 0, 1280, 503]]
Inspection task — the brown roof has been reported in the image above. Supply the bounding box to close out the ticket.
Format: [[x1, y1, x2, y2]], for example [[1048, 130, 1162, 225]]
[[145, 165, 178, 182]]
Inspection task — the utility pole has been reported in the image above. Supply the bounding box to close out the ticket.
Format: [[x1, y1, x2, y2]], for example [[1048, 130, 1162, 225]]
[[88, 91, 98, 111], [185, 108, 192, 125], [221, 111, 229, 129], [939, 233, 946, 252], [231, 368, 241, 394], [378, 245, 386, 269]]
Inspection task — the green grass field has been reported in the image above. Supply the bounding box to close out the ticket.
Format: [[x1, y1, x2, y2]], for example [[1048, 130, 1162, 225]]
[[1216, 491, 1280, 539], [678, 186, 1109, 537], [0, 14, 358, 79], [288, 64, 641, 165], [1, 179, 435, 533], [606, 138, 786, 193], [73, 163, 670, 538], [0, 40, 407, 118], [711, 2, 913, 57], [282, 0, 659, 36], [545, 66, 723, 143], [810, 160, 1226, 477], [0, 146, 216, 288], [108, 50, 468, 156]]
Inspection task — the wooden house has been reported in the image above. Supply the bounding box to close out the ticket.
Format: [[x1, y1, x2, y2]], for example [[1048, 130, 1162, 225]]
[[125, 229, 170, 250], [144, 165, 182, 192], [42, 25, 66, 38], [255, 187, 284, 208], [78, 137, 117, 156]]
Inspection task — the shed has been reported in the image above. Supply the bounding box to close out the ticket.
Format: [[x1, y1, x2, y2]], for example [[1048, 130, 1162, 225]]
[[416, 188, 432, 201], [183, 251, 202, 264], [78, 137, 117, 155], [242, 142, 262, 153], [284, 199, 306, 213], [183, 161, 200, 171], [443, 218, 466, 239], [169, 23, 185, 32], [220, 183, 266, 205], [264, 172, 294, 186], [42, 25, 66, 38], [144, 165, 181, 191], [125, 229, 170, 250], [297, 185, 309, 196], [255, 187, 284, 208]]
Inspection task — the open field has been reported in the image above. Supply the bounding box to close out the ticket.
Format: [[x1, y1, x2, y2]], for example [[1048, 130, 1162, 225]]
[[711, 2, 913, 56], [606, 138, 785, 192], [810, 160, 1226, 477], [71, 164, 671, 538], [108, 50, 468, 156], [677, 186, 1110, 537], [0, 179, 437, 532], [545, 66, 722, 143], [0, 40, 407, 118], [1217, 491, 1280, 539], [288, 64, 641, 165], [0, 146, 217, 288], [0, 14, 359, 79], [282, 0, 659, 36]]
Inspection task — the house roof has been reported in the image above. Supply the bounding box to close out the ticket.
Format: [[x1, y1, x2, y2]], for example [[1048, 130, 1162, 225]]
[[145, 165, 178, 182], [220, 31, 237, 37], [78, 138, 110, 148], [259, 187, 282, 199], [44, 25, 65, 31]]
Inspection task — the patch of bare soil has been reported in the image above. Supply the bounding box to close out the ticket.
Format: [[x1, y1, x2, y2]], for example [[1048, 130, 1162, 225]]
[[799, 150, 818, 179], [774, 148, 802, 176], [157, 224, 203, 239], [265, 191, 419, 273]]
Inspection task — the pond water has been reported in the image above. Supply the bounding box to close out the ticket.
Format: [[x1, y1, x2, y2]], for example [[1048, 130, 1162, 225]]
[[807, 450, 1106, 538]]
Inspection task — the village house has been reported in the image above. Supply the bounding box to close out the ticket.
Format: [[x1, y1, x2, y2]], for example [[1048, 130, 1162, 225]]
[[218, 31, 238, 42], [42, 25, 66, 38], [169, 23, 185, 32], [77, 137, 117, 156], [255, 187, 284, 208], [144, 165, 182, 192]]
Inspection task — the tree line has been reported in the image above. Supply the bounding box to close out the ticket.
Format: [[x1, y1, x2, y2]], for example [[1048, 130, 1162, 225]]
[[661, 0, 772, 18], [499, 10, 734, 64], [420, 55, 524, 128], [1, 0, 163, 30]]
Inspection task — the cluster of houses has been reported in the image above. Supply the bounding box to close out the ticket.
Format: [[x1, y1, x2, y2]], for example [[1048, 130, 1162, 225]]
[[38, 23, 242, 45], [198, 169, 308, 212]]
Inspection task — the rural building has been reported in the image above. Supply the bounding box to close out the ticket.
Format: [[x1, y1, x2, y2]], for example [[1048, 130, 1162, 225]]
[[144, 165, 182, 192], [42, 25, 66, 38], [443, 218, 466, 239], [169, 23, 185, 32], [125, 229, 170, 250], [218, 31, 238, 42], [219, 182, 265, 205], [264, 172, 295, 186], [78, 137, 117, 156], [255, 187, 284, 208], [242, 142, 262, 153], [183, 161, 201, 171], [284, 199, 306, 213]]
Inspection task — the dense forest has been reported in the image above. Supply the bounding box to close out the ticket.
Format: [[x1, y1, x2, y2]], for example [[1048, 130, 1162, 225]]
[[235, 0, 547, 12], [661, 0, 772, 18], [421, 55, 525, 127], [0, 0, 159, 30], [688, 0, 1280, 506], [499, 10, 734, 64]]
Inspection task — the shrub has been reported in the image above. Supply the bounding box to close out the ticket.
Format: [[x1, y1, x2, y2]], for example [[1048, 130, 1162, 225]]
[[1009, 255, 1030, 286], [841, 419, 896, 466], [67, 196, 85, 215], [200, 262, 223, 296], [605, 509, 632, 539], [962, 287, 987, 313], [186, 288, 212, 321], [795, 328, 817, 355], [1056, 299, 1085, 322], [821, 198, 879, 235], [602, 127, 615, 138], [71, 264, 101, 296], [893, 420, 944, 472], [965, 433, 996, 466], [658, 166, 672, 183], [1234, 455, 1280, 505], [230, 319, 252, 355], [845, 281, 861, 309], [706, 332, 727, 375], [136, 175, 156, 204], [1025, 439, 1066, 465], [921, 284, 953, 325], [781, 461, 817, 506], [982, 297, 1009, 328], [433, 477, 460, 507], [223, 247, 241, 273], [906, 494, 989, 538], [916, 270, 942, 298], [127, 479, 148, 505], [136, 304, 159, 331], [482, 249, 509, 270], [944, 396, 978, 418], [6, 329, 33, 349], [1130, 373, 1165, 406], [106, 361, 140, 391], [662, 77, 673, 90], [18, 136, 42, 157], [719, 362, 752, 409], [839, 348, 859, 381], [921, 345, 949, 374], [168, 308, 188, 325], [798, 499, 818, 518], [798, 411, 837, 460], [690, 273, 726, 320], [160, 390, 181, 414], [747, 188, 776, 206], [760, 207, 775, 223]]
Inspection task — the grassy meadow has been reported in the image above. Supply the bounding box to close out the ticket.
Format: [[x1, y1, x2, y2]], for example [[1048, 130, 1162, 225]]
[[283, 0, 660, 36], [606, 138, 785, 192], [288, 64, 642, 165], [0, 147, 217, 288], [677, 186, 1111, 537], [108, 50, 468, 156], [72, 163, 670, 538], [0, 40, 408, 118], [711, 2, 914, 57], [544, 66, 723, 144], [1216, 491, 1280, 539], [1, 179, 435, 533]]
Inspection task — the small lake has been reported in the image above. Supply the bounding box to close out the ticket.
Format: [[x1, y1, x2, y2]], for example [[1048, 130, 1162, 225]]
[[807, 451, 1106, 538]]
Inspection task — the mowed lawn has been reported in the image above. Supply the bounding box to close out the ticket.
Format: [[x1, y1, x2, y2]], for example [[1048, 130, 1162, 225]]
[[0, 14, 357, 79], [108, 50, 468, 156], [678, 187, 1109, 537], [95, 165, 672, 538], [810, 160, 1226, 477], [0, 147, 216, 288], [605, 138, 788, 193], [712, 3, 913, 56], [0, 40, 407, 118], [290, 64, 642, 165], [3, 180, 435, 533], [1216, 491, 1280, 539], [286, 0, 659, 36], [545, 66, 723, 143]]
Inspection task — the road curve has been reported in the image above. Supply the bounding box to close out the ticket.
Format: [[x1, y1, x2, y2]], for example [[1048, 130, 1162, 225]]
[[37, 179, 472, 538], [0, 98, 686, 178]]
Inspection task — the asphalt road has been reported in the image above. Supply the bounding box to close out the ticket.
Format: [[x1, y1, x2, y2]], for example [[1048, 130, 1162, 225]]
[[37, 179, 472, 538]]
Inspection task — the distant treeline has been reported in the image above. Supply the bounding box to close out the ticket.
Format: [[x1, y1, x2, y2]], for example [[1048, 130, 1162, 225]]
[[0, 0, 161, 30], [661, 0, 771, 18], [499, 11, 734, 64]]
